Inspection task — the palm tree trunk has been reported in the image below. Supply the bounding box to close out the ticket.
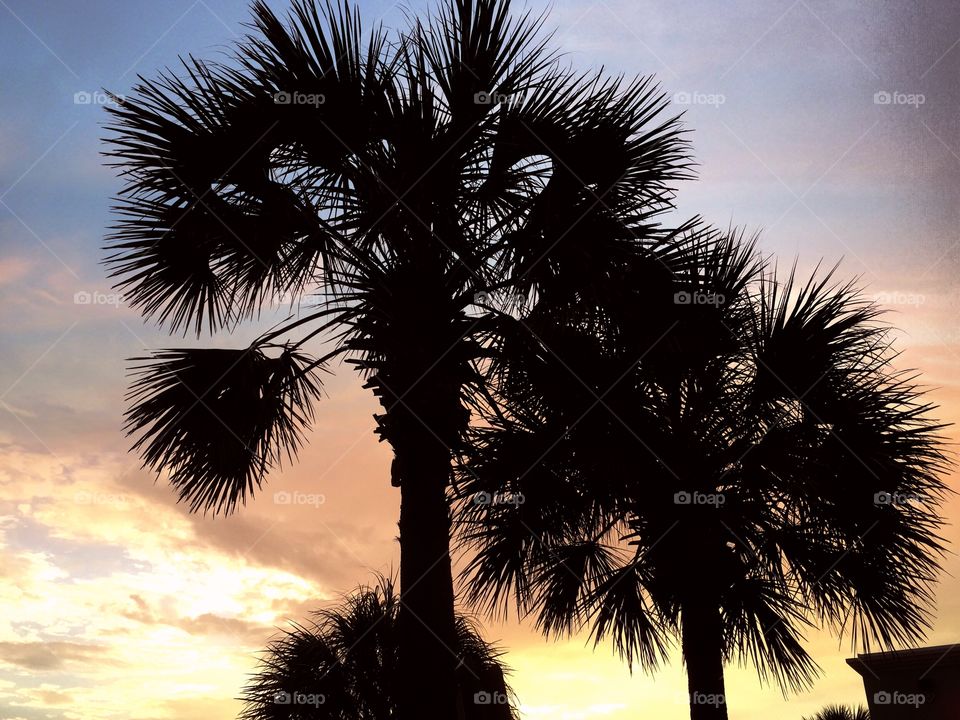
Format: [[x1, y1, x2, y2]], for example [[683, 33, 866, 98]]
[[681, 598, 728, 720], [394, 406, 460, 720]]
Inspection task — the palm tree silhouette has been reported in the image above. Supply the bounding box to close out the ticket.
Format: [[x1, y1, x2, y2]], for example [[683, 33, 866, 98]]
[[454, 229, 949, 720], [240, 576, 518, 719], [802, 705, 870, 720], [103, 1, 690, 715]]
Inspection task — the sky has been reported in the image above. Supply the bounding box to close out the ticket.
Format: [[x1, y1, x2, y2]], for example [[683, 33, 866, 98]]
[[2, 1, 960, 719]]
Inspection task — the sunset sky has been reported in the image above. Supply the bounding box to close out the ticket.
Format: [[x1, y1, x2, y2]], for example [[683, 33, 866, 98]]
[[2, 1, 960, 719]]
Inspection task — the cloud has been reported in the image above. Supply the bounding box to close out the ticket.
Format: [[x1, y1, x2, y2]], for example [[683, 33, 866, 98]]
[[118, 593, 274, 645], [175, 613, 273, 645], [0, 258, 32, 287], [31, 688, 72, 706], [0, 641, 107, 671]]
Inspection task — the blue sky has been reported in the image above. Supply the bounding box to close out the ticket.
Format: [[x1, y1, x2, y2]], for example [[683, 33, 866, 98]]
[[2, 1, 960, 719]]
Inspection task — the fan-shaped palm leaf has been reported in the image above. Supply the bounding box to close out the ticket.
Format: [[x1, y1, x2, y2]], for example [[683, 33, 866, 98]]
[[125, 341, 323, 514]]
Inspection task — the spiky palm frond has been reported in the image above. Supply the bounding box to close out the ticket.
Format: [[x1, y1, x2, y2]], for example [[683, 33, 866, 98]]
[[483, 69, 693, 302], [125, 342, 323, 515], [104, 0, 395, 335], [584, 562, 673, 672], [416, 0, 555, 125], [743, 266, 950, 653], [239, 575, 520, 720], [749, 265, 884, 413], [720, 574, 819, 693], [802, 704, 870, 720]]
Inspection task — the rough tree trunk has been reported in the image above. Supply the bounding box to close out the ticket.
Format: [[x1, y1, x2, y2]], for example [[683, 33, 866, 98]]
[[364, 264, 470, 720], [681, 598, 729, 720], [395, 430, 460, 720]]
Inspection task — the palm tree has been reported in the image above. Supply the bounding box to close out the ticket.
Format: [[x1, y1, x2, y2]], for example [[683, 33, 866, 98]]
[[103, 0, 691, 716], [801, 705, 869, 720], [239, 575, 519, 719], [453, 228, 949, 720]]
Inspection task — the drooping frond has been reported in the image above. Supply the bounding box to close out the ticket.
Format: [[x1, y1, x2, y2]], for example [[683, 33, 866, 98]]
[[721, 574, 820, 693], [584, 563, 673, 672], [125, 342, 323, 514]]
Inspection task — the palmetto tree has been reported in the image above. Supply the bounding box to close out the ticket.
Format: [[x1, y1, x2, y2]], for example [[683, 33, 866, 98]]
[[801, 705, 870, 720], [454, 229, 949, 720], [240, 576, 519, 719], [103, 0, 691, 716]]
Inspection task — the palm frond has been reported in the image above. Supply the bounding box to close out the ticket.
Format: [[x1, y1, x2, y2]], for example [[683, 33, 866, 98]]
[[418, 0, 555, 124], [104, 0, 396, 334], [585, 563, 672, 672], [802, 704, 870, 720], [721, 575, 820, 693], [484, 68, 694, 300], [125, 342, 323, 514]]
